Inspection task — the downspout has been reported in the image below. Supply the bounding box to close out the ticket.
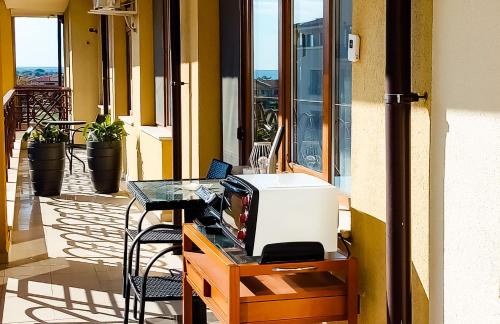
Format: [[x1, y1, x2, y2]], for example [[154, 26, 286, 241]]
[[385, 0, 426, 323]]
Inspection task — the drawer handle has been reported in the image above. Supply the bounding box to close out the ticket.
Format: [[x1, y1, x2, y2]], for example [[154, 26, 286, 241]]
[[272, 266, 318, 272]]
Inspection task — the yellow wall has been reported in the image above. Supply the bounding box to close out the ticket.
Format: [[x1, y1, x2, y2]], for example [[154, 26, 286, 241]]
[[0, 1, 14, 263], [0, 1, 14, 96], [65, 0, 100, 141], [180, 0, 221, 179], [140, 132, 173, 180], [431, 1, 500, 322], [122, 121, 173, 181], [123, 122, 139, 180], [350, 0, 432, 322]]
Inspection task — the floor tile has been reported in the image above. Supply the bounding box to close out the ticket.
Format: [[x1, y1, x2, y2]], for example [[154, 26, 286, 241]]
[[0, 295, 57, 323]]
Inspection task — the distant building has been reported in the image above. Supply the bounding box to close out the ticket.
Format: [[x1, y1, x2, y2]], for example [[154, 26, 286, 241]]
[[254, 79, 278, 98], [17, 73, 61, 86]]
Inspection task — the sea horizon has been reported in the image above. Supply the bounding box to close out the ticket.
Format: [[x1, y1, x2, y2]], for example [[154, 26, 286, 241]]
[[254, 69, 278, 80], [16, 66, 59, 72]]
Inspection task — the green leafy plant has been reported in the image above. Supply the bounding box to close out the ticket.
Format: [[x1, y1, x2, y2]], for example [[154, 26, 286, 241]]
[[22, 125, 69, 143], [83, 114, 127, 142]]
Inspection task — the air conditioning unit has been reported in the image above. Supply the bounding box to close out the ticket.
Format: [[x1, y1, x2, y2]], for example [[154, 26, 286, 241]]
[[93, 0, 120, 10]]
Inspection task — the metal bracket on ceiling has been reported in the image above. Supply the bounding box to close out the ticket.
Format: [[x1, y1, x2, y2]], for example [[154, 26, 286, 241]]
[[384, 92, 428, 104]]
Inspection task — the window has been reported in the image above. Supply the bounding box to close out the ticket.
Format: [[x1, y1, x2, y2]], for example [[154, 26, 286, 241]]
[[126, 26, 133, 115], [153, 0, 171, 126], [309, 69, 322, 95], [244, 0, 352, 183], [252, 0, 279, 143], [333, 0, 352, 193], [290, 0, 328, 176]]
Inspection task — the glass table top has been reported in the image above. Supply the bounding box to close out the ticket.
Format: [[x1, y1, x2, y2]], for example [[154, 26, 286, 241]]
[[128, 179, 224, 210]]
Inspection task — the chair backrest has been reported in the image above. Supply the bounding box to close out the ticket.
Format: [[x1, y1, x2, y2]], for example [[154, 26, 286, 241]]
[[206, 159, 233, 179]]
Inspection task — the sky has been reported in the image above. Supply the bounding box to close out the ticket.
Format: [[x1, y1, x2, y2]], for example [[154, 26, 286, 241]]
[[253, 0, 323, 71], [15, 17, 60, 68]]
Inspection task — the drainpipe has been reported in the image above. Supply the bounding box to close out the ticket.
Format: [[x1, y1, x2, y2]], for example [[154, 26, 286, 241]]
[[385, 0, 426, 322]]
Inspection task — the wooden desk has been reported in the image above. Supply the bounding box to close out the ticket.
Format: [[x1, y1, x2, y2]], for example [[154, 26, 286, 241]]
[[182, 224, 358, 324]]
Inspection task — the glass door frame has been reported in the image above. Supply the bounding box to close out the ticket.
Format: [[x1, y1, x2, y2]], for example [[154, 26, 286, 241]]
[[242, 0, 333, 181], [284, 0, 333, 181], [242, 0, 286, 167]]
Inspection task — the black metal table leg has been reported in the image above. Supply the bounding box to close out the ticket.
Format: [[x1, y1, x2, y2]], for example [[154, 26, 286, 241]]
[[69, 130, 86, 173], [192, 297, 207, 324], [184, 207, 205, 224], [71, 151, 86, 172]]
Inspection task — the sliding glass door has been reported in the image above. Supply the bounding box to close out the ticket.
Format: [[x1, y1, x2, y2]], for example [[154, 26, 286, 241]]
[[333, 0, 353, 192], [291, 0, 325, 173], [240, 0, 351, 182]]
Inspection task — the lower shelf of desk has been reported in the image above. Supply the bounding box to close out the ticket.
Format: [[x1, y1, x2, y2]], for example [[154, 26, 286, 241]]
[[184, 251, 351, 323]]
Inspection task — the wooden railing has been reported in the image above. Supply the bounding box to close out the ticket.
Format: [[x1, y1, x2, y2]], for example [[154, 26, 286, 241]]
[[3, 90, 16, 170], [2, 86, 72, 170], [14, 86, 72, 130]]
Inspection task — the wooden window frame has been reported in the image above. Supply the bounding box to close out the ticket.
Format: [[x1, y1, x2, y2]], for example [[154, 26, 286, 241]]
[[244, 0, 333, 180]]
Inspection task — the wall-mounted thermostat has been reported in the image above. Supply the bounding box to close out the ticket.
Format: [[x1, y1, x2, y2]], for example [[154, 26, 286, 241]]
[[348, 34, 360, 62]]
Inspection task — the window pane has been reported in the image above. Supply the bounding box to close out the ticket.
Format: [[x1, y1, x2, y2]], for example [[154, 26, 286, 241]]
[[153, 0, 166, 126], [292, 0, 324, 172], [333, 0, 352, 193], [253, 0, 279, 143]]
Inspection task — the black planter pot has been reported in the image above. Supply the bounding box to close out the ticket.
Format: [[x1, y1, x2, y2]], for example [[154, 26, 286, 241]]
[[28, 142, 66, 196], [87, 141, 122, 193]]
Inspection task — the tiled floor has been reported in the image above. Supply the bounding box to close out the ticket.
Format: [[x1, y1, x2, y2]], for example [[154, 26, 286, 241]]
[[0, 149, 204, 323]]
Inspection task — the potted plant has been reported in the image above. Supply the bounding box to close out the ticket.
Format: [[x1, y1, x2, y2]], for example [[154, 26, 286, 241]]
[[83, 115, 127, 193], [23, 125, 68, 196]]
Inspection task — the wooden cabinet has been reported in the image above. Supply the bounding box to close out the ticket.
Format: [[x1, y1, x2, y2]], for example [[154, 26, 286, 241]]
[[182, 224, 358, 323]]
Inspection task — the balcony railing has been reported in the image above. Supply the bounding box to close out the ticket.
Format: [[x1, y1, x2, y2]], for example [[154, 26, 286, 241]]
[[3, 86, 72, 171], [3, 90, 16, 170], [14, 86, 72, 130]]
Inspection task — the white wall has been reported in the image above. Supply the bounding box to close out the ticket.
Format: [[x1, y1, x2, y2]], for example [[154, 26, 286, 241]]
[[431, 1, 500, 323], [222, 77, 240, 166]]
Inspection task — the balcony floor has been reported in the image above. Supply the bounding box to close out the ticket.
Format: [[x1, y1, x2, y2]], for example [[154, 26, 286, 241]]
[[1, 149, 211, 323]]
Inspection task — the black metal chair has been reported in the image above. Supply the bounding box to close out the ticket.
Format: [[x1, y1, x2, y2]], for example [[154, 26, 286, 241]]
[[205, 158, 233, 179], [123, 224, 206, 323], [122, 159, 233, 297]]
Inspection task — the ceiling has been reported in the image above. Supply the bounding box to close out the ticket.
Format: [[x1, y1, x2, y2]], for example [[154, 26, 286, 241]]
[[3, 0, 70, 16]]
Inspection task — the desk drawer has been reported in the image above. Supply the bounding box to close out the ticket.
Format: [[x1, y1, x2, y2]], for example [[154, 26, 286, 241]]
[[240, 295, 347, 323], [185, 259, 229, 320]]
